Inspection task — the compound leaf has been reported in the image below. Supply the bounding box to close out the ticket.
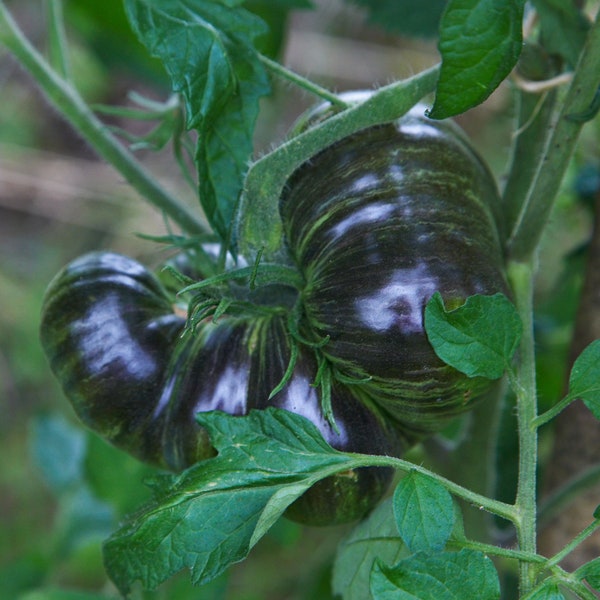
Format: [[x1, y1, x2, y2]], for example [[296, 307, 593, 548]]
[[103, 408, 358, 594], [124, 0, 270, 240]]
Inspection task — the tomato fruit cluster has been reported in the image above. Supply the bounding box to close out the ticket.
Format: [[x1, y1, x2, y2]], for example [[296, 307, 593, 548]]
[[40, 106, 507, 525]]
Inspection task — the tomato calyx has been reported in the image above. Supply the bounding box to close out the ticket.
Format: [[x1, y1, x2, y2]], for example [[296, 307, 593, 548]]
[[165, 248, 361, 432], [162, 245, 303, 327]]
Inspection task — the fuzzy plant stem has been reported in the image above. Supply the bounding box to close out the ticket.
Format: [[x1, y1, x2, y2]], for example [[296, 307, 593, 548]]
[[509, 260, 539, 596], [502, 10, 600, 595], [258, 54, 349, 109]]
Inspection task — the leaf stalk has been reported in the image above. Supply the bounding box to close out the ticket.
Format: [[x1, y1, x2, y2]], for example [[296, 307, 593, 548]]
[[348, 454, 517, 525], [259, 53, 349, 108]]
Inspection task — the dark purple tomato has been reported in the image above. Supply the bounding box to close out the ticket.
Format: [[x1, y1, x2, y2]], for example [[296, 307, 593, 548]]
[[280, 110, 507, 436], [40, 105, 508, 525], [40, 251, 404, 525]]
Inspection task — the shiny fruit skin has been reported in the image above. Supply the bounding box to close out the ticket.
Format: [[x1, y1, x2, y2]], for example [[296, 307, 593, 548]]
[[40, 251, 403, 525], [280, 112, 508, 436], [40, 252, 187, 467]]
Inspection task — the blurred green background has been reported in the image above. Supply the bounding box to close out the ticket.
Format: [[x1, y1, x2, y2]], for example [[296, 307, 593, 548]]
[[0, 1, 597, 599]]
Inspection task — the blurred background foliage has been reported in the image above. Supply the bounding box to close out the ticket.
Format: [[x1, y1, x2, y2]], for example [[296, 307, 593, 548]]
[[1, 1, 598, 599]]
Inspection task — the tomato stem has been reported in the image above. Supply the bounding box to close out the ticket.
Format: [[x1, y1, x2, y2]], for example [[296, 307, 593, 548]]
[[348, 454, 517, 524], [546, 519, 600, 570], [236, 65, 440, 263], [508, 259, 539, 596], [446, 538, 545, 565], [531, 393, 576, 429]]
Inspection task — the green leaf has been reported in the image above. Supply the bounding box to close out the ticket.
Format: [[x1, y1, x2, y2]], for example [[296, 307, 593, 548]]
[[576, 556, 600, 591], [29, 413, 87, 493], [521, 580, 565, 599], [370, 549, 500, 600], [567, 339, 600, 419], [332, 498, 410, 600], [124, 0, 265, 130], [393, 471, 455, 553], [347, 0, 447, 37], [103, 408, 359, 594], [124, 0, 270, 241], [531, 0, 590, 68], [424, 292, 522, 380], [194, 47, 269, 241], [429, 0, 525, 119]]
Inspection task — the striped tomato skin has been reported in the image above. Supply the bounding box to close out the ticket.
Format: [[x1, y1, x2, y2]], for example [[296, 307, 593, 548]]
[[40, 252, 187, 467], [281, 113, 507, 435], [40, 252, 403, 525]]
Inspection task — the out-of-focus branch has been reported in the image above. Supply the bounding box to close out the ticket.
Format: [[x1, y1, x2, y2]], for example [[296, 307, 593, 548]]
[[538, 185, 600, 570]]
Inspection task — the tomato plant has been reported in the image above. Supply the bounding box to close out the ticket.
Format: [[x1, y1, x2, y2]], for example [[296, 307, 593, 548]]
[[2, 0, 600, 599]]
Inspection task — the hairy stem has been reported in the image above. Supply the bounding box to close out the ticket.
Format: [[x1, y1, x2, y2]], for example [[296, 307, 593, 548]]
[[258, 54, 349, 109], [537, 176, 600, 568], [531, 393, 575, 428], [501, 64, 558, 237], [448, 538, 545, 565], [546, 520, 600, 570], [509, 260, 539, 596], [348, 454, 517, 525], [236, 65, 440, 263], [0, 3, 207, 235]]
